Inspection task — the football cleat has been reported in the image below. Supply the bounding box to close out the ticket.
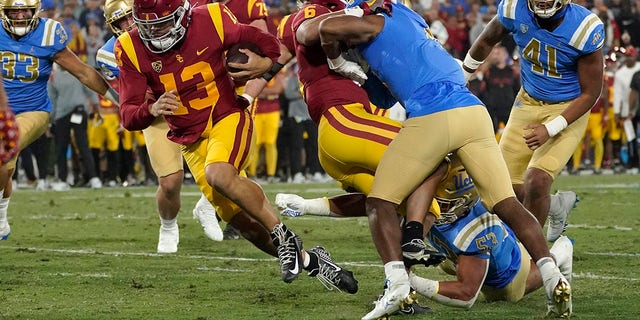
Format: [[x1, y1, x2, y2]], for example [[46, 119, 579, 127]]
[[547, 277, 572, 318], [157, 225, 179, 253], [0, 221, 10, 240], [542, 266, 572, 318], [307, 246, 358, 294], [394, 290, 432, 315], [401, 238, 446, 268], [271, 223, 303, 283], [222, 224, 242, 240], [275, 193, 305, 217], [192, 195, 223, 241], [547, 191, 578, 242], [362, 278, 412, 320], [550, 235, 573, 283]]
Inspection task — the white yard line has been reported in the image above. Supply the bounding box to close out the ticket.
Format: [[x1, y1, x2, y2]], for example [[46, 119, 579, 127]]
[[573, 272, 640, 282]]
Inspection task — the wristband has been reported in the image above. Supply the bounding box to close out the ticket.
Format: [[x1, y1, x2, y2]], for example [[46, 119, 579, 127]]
[[344, 7, 364, 17], [104, 87, 119, 105], [462, 53, 484, 71], [462, 68, 473, 82], [241, 93, 255, 105], [544, 115, 568, 137], [262, 62, 284, 82], [327, 55, 346, 69]]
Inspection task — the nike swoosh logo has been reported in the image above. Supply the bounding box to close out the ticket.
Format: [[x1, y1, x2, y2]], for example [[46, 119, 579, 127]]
[[291, 255, 300, 274], [324, 259, 341, 271], [196, 47, 208, 56]]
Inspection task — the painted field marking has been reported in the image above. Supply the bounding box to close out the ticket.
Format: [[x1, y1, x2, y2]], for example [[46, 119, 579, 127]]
[[573, 272, 640, 282]]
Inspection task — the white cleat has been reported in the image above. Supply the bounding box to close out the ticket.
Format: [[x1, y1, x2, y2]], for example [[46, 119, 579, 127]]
[[157, 225, 179, 253], [543, 267, 572, 318], [0, 221, 10, 240], [362, 279, 411, 320], [550, 235, 573, 282], [89, 177, 103, 189], [275, 193, 305, 217], [547, 191, 578, 242], [193, 195, 223, 241]]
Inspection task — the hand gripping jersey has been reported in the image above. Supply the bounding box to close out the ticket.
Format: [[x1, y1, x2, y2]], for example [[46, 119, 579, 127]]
[[0, 18, 69, 115], [356, 3, 482, 119], [498, 0, 604, 102], [115, 3, 279, 144]]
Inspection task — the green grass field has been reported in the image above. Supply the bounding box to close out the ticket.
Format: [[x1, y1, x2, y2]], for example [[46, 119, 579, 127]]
[[1, 174, 639, 319]]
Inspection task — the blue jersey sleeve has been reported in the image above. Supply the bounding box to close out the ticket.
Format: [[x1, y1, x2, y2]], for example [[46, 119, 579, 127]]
[[574, 13, 605, 54], [49, 19, 70, 56], [497, 0, 518, 33], [96, 37, 119, 80]]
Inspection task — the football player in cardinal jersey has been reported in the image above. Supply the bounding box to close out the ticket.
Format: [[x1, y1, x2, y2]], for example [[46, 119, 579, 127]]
[[0, 0, 117, 241], [115, 0, 358, 293], [98, 0, 224, 253]]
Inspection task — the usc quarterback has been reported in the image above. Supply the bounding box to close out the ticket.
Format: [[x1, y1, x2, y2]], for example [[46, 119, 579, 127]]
[[115, 0, 358, 293]]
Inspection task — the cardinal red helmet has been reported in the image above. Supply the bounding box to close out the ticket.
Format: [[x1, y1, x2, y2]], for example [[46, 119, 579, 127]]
[[132, 0, 191, 53]]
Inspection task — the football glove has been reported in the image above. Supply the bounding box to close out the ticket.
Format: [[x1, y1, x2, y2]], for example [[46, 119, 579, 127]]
[[0, 109, 19, 165], [327, 55, 368, 85]]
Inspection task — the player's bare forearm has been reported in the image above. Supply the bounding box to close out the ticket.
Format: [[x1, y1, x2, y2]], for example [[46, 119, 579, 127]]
[[563, 50, 604, 124], [467, 17, 508, 67], [319, 15, 383, 59], [54, 47, 110, 95], [296, 10, 348, 46]]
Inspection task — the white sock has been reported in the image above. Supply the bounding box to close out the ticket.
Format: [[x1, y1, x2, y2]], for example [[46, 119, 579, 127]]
[[304, 197, 331, 216], [536, 256, 559, 283], [384, 261, 408, 283], [302, 250, 310, 268], [0, 195, 9, 223], [160, 217, 178, 229]]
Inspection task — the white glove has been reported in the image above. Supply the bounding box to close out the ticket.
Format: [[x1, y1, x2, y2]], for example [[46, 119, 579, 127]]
[[327, 55, 368, 85]]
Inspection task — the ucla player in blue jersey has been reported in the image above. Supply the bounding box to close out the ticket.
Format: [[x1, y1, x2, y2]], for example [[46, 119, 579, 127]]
[[408, 156, 573, 311], [317, 1, 571, 318], [274, 155, 574, 311], [97, 0, 223, 253], [0, 0, 118, 241], [463, 0, 602, 248]]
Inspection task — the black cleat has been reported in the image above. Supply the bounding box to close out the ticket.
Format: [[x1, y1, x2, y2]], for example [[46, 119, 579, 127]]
[[307, 246, 358, 294], [402, 238, 446, 268]]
